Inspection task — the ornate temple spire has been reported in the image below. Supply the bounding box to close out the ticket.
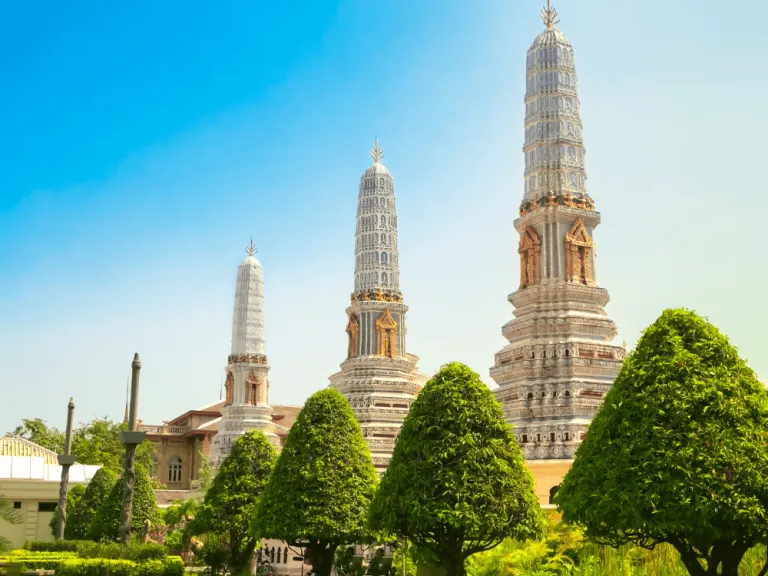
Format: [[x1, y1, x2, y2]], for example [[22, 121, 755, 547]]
[[231, 240, 265, 356], [353, 139, 401, 299], [541, 0, 560, 29], [522, 6, 590, 207]]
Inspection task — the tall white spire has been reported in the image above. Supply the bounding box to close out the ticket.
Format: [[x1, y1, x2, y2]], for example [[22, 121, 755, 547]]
[[522, 12, 590, 207], [353, 139, 401, 298], [231, 239, 265, 356], [330, 140, 428, 473], [211, 241, 276, 466], [489, 8, 624, 465]]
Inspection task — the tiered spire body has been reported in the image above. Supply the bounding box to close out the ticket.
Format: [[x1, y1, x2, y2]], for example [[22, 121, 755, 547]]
[[490, 15, 625, 460], [330, 141, 428, 472], [211, 244, 277, 466]]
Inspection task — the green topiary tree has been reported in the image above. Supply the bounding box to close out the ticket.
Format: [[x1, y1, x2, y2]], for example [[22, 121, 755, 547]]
[[49, 483, 86, 538], [191, 430, 277, 576], [60, 467, 118, 540], [557, 308, 768, 576], [253, 388, 379, 576], [89, 464, 158, 541], [369, 362, 545, 576]]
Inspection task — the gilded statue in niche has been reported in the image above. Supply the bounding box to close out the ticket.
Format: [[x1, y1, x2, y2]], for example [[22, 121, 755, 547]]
[[346, 313, 360, 360], [224, 371, 234, 406], [375, 308, 398, 358], [564, 218, 594, 285], [245, 370, 261, 405], [519, 226, 542, 288]]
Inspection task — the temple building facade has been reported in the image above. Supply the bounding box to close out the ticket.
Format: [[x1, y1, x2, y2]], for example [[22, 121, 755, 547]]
[[489, 4, 625, 504], [329, 141, 428, 471]]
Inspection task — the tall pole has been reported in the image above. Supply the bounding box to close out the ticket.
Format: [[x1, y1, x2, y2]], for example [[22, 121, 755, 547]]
[[55, 398, 76, 539], [119, 353, 146, 544]]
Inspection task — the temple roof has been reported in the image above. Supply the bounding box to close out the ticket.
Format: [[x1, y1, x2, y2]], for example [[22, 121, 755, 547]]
[[0, 437, 59, 464]]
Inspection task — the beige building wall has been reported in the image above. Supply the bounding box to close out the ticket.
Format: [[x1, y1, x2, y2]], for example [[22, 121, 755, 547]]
[[526, 459, 572, 506]]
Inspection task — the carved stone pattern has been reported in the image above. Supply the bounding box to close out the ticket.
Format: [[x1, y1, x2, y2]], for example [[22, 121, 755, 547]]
[[228, 353, 268, 365], [519, 226, 542, 288]]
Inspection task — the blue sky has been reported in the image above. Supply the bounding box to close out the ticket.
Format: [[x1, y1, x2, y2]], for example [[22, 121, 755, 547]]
[[1, 0, 765, 429]]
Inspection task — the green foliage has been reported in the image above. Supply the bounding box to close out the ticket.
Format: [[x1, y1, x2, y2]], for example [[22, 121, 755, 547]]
[[89, 465, 159, 542], [0, 491, 22, 554], [192, 430, 276, 575], [21, 540, 167, 561], [5, 417, 156, 477], [48, 482, 87, 537], [61, 467, 119, 540], [55, 556, 183, 576], [370, 362, 545, 576], [198, 534, 227, 575], [557, 308, 768, 576], [0, 551, 78, 571], [254, 388, 379, 576]]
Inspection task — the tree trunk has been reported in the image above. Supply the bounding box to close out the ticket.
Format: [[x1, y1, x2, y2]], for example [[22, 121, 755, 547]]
[[308, 542, 337, 576]]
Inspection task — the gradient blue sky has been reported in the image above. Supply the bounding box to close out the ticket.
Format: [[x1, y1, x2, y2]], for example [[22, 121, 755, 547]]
[[1, 0, 765, 430]]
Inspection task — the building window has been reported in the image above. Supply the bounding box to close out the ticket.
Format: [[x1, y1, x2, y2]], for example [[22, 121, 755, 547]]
[[38, 502, 57, 512], [168, 456, 183, 483], [13, 502, 21, 509], [549, 485, 560, 505], [521, 434, 528, 443]]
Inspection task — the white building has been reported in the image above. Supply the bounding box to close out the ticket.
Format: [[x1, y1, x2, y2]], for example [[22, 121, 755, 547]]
[[0, 437, 100, 548]]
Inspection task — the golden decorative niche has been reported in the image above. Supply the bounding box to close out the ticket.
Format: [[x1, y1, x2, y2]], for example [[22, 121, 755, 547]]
[[519, 226, 542, 288], [376, 308, 398, 358], [346, 313, 360, 359], [224, 371, 234, 406], [565, 218, 594, 285], [245, 370, 261, 405]]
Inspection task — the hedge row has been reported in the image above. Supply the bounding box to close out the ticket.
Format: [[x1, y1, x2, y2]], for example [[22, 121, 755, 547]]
[[56, 557, 184, 576], [21, 541, 166, 561], [0, 551, 76, 570]]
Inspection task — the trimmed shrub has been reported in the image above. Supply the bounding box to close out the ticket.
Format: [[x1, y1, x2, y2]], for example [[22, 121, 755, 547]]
[[89, 464, 158, 542], [55, 556, 183, 576], [22, 539, 79, 552], [0, 551, 77, 571], [19, 540, 166, 561]]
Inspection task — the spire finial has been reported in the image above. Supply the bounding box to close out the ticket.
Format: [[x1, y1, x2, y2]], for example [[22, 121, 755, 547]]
[[369, 138, 384, 164], [246, 238, 257, 258], [541, 0, 559, 28]]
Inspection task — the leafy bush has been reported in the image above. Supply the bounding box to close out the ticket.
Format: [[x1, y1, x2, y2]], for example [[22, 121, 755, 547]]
[[55, 556, 183, 576], [0, 551, 78, 571], [20, 540, 165, 561], [89, 464, 159, 541], [23, 539, 80, 552], [48, 482, 87, 537]]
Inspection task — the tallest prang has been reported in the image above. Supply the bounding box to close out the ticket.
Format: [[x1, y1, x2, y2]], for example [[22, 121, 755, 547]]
[[490, 4, 625, 501]]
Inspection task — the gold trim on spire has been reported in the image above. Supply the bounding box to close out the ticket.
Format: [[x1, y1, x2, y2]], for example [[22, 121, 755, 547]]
[[246, 238, 257, 258], [541, 0, 560, 29], [369, 138, 384, 164]]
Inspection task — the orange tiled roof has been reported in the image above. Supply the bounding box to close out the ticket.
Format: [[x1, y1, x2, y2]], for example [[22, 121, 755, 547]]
[[0, 437, 59, 464]]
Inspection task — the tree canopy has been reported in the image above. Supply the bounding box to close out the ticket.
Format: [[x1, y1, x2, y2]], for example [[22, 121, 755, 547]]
[[254, 388, 378, 576], [6, 417, 156, 477], [192, 430, 277, 576], [89, 464, 158, 541], [66, 467, 118, 540], [369, 362, 545, 576], [557, 308, 768, 576]]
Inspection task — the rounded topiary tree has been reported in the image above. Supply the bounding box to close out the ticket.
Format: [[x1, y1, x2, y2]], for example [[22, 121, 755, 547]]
[[370, 362, 545, 576], [254, 388, 378, 576], [63, 467, 118, 540], [49, 483, 86, 538], [89, 464, 158, 541], [192, 430, 277, 576], [557, 308, 768, 576]]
